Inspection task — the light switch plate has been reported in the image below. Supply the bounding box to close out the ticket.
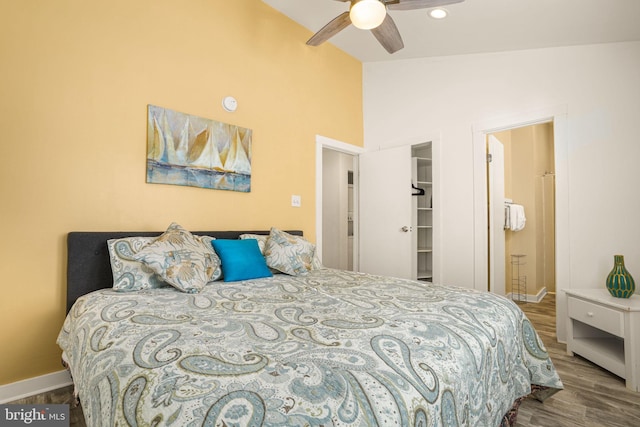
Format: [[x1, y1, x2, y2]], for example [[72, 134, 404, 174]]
[[291, 195, 301, 207]]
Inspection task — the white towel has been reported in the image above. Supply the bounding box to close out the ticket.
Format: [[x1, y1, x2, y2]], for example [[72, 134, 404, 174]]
[[504, 205, 511, 230], [509, 204, 526, 231]]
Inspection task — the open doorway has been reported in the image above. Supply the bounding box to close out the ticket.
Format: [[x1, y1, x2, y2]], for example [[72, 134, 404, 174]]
[[487, 123, 556, 305], [472, 106, 570, 341], [322, 148, 356, 270], [315, 135, 364, 271]]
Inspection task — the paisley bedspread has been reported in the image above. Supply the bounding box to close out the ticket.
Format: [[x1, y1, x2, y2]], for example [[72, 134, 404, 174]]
[[57, 269, 562, 426]]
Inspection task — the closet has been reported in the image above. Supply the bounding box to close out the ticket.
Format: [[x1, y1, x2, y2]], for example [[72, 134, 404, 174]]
[[359, 140, 437, 281], [412, 143, 433, 281]]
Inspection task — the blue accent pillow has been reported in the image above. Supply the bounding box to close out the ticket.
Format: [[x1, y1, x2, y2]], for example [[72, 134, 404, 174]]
[[211, 239, 273, 282]]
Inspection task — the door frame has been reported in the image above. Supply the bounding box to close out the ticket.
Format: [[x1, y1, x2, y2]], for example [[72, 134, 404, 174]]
[[487, 135, 506, 297], [472, 105, 571, 341], [315, 135, 365, 270]]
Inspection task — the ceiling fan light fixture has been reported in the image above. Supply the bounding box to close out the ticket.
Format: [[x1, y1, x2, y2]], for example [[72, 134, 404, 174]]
[[350, 0, 386, 30]]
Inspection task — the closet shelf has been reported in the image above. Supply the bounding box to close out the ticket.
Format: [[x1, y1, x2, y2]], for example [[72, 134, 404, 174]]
[[415, 157, 432, 164], [418, 269, 433, 280]]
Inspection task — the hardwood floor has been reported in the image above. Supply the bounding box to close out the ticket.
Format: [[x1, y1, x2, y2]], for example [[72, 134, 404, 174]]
[[515, 293, 640, 427], [7, 384, 85, 426], [9, 293, 640, 426]]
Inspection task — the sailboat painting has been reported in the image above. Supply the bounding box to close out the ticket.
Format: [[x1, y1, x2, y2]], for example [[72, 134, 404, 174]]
[[146, 104, 252, 192]]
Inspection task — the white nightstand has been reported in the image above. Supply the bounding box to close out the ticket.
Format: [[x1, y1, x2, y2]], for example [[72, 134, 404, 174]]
[[565, 288, 640, 392]]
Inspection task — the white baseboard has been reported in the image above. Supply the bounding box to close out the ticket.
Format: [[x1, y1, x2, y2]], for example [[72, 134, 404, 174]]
[[507, 286, 548, 303], [0, 370, 72, 404]]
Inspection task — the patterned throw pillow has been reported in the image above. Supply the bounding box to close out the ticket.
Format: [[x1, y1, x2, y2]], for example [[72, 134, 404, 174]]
[[107, 236, 168, 291], [196, 235, 223, 282], [133, 223, 217, 293], [264, 228, 321, 275], [239, 234, 268, 254]]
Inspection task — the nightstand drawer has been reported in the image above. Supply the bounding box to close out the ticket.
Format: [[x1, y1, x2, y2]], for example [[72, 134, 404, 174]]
[[568, 297, 624, 337]]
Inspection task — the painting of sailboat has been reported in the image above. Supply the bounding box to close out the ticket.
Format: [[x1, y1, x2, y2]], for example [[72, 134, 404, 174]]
[[146, 105, 252, 192]]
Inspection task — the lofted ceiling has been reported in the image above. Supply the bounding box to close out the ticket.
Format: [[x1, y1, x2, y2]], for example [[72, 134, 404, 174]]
[[262, 0, 640, 62]]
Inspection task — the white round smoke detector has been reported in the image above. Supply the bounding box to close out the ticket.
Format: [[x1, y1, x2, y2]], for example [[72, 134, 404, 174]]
[[222, 96, 238, 112]]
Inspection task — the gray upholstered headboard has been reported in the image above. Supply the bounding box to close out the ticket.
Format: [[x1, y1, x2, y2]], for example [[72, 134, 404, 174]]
[[66, 230, 303, 313]]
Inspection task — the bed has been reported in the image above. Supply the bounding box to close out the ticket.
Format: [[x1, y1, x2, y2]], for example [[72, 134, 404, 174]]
[[57, 226, 562, 426]]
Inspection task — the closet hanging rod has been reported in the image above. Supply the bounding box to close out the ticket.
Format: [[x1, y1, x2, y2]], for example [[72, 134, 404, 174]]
[[412, 183, 425, 196]]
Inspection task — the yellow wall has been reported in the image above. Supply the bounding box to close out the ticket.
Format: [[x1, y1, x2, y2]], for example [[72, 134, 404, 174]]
[[0, 0, 363, 385]]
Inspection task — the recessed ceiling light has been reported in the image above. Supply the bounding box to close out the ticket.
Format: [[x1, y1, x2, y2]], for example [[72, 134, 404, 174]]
[[429, 8, 448, 19]]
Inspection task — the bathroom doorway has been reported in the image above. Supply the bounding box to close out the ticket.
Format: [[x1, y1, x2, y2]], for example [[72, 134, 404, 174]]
[[487, 122, 556, 303]]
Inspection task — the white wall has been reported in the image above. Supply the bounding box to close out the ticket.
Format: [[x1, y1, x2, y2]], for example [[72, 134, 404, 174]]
[[363, 41, 640, 340]]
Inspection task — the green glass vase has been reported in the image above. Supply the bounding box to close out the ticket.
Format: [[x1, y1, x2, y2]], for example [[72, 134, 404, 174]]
[[606, 255, 635, 298]]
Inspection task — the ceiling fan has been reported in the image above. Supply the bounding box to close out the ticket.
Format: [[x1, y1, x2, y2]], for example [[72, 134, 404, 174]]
[[307, 0, 465, 54]]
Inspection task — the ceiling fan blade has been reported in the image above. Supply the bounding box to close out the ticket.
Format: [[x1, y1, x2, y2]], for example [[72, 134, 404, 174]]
[[387, 0, 464, 11], [371, 13, 404, 54], [306, 12, 352, 46]]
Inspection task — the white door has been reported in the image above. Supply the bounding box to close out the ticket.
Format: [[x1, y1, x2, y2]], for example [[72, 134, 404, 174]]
[[359, 145, 414, 279], [488, 135, 506, 295]]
